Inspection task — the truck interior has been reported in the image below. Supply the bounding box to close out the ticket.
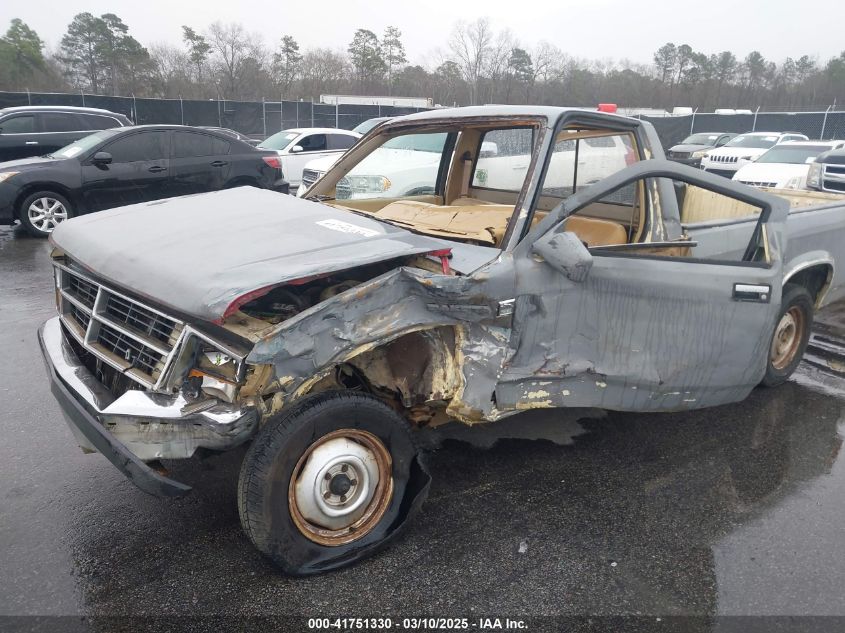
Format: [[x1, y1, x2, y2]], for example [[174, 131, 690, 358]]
[[314, 121, 645, 250]]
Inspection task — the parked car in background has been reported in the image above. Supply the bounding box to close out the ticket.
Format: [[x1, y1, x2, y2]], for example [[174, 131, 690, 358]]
[[257, 127, 360, 188], [700, 131, 809, 177], [352, 116, 392, 135], [0, 125, 287, 237], [199, 126, 261, 146], [808, 146, 845, 193], [667, 132, 735, 167], [298, 118, 392, 194], [0, 106, 133, 162], [733, 140, 845, 190]]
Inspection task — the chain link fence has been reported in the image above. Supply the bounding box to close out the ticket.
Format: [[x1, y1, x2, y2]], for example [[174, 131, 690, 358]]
[[0, 91, 429, 140], [3, 91, 844, 151]]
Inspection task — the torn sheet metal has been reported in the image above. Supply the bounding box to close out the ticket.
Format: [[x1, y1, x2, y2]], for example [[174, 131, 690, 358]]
[[247, 263, 517, 423]]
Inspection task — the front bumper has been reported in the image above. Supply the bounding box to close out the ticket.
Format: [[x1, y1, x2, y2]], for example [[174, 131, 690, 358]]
[[668, 156, 703, 168], [38, 316, 259, 497]]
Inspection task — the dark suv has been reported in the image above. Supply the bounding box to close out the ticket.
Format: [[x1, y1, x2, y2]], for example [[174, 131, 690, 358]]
[[0, 106, 133, 162]]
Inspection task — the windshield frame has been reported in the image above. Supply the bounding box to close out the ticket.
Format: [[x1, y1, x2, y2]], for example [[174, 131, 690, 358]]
[[303, 115, 549, 252]]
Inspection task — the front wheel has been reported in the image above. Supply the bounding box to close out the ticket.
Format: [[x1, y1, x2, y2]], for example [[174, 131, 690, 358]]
[[761, 283, 813, 387], [19, 191, 73, 237], [237, 391, 430, 575]]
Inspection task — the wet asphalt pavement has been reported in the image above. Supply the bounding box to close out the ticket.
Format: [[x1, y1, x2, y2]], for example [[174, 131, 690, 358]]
[[2, 225, 845, 630]]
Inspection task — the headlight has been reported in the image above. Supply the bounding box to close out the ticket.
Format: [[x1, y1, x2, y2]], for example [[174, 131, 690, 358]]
[[181, 342, 242, 402], [195, 348, 239, 382], [740, 155, 755, 161], [692, 150, 708, 159], [345, 175, 392, 194], [0, 171, 19, 184], [807, 163, 822, 189]]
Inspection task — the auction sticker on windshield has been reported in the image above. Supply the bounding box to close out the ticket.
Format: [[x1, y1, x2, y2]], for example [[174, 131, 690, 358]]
[[316, 219, 380, 237]]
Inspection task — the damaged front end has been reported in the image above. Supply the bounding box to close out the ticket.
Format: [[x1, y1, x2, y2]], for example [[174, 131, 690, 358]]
[[42, 253, 263, 474], [41, 216, 513, 500], [225, 255, 514, 428]]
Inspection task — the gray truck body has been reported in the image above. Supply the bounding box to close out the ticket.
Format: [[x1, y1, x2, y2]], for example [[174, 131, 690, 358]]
[[39, 105, 845, 497]]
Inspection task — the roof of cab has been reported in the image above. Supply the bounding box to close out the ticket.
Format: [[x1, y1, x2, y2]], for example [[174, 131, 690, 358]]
[[390, 105, 610, 125], [0, 105, 126, 116]]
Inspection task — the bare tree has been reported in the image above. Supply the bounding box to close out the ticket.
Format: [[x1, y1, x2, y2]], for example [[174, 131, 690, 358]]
[[149, 43, 190, 97], [300, 48, 349, 100], [207, 21, 265, 99], [484, 28, 514, 102], [448, 18, 493, 105]]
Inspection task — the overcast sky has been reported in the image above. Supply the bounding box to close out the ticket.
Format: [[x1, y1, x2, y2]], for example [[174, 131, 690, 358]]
[[2, 0, 844, 66]]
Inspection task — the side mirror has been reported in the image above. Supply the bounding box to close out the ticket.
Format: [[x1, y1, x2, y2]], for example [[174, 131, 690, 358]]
[[532, 229, 593, 282], [290, 145, 304, 153], [92, 151, 112, 165]]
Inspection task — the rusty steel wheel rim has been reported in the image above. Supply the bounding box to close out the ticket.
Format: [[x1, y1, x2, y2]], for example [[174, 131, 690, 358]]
[[770, 306, 805, 371], [289, 428, 393, 546]]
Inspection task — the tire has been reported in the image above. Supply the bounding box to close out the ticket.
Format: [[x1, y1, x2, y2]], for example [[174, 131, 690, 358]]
[[19, 191, 73, 238], [237, 391, 430, 575], [761, 283, 813, 387]]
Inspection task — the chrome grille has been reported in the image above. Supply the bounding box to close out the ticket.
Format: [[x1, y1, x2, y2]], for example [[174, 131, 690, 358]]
[[69, 304, 91, 330], [711, 155, 738, 164], [301, 169, 324, 189], [104, 294, 178, 345], [67, 275, 97, 308], [55, 262, 185, 389], [95, 323, 165, 376], [822, 165, 845, 193], [738, 180, 778, 188]]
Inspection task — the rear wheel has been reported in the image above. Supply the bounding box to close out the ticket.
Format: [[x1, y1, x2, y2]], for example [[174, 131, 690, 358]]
[[761, 283, 813, 387], [237, 391, 429, 575], [19, 191, 73, 237]]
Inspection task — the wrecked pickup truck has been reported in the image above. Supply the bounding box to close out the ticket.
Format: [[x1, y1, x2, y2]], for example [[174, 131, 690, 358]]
[[39, 106, 845, 575]]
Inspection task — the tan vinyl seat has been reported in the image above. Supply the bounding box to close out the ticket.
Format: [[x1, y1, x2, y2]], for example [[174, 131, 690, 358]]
[[373, 200, 628, 248], [375, 200, 514, 245], [561, 216, 627, 247]]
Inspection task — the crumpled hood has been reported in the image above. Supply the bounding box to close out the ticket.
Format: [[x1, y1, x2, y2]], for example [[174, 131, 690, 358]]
[[51, 187, 451, 322]]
